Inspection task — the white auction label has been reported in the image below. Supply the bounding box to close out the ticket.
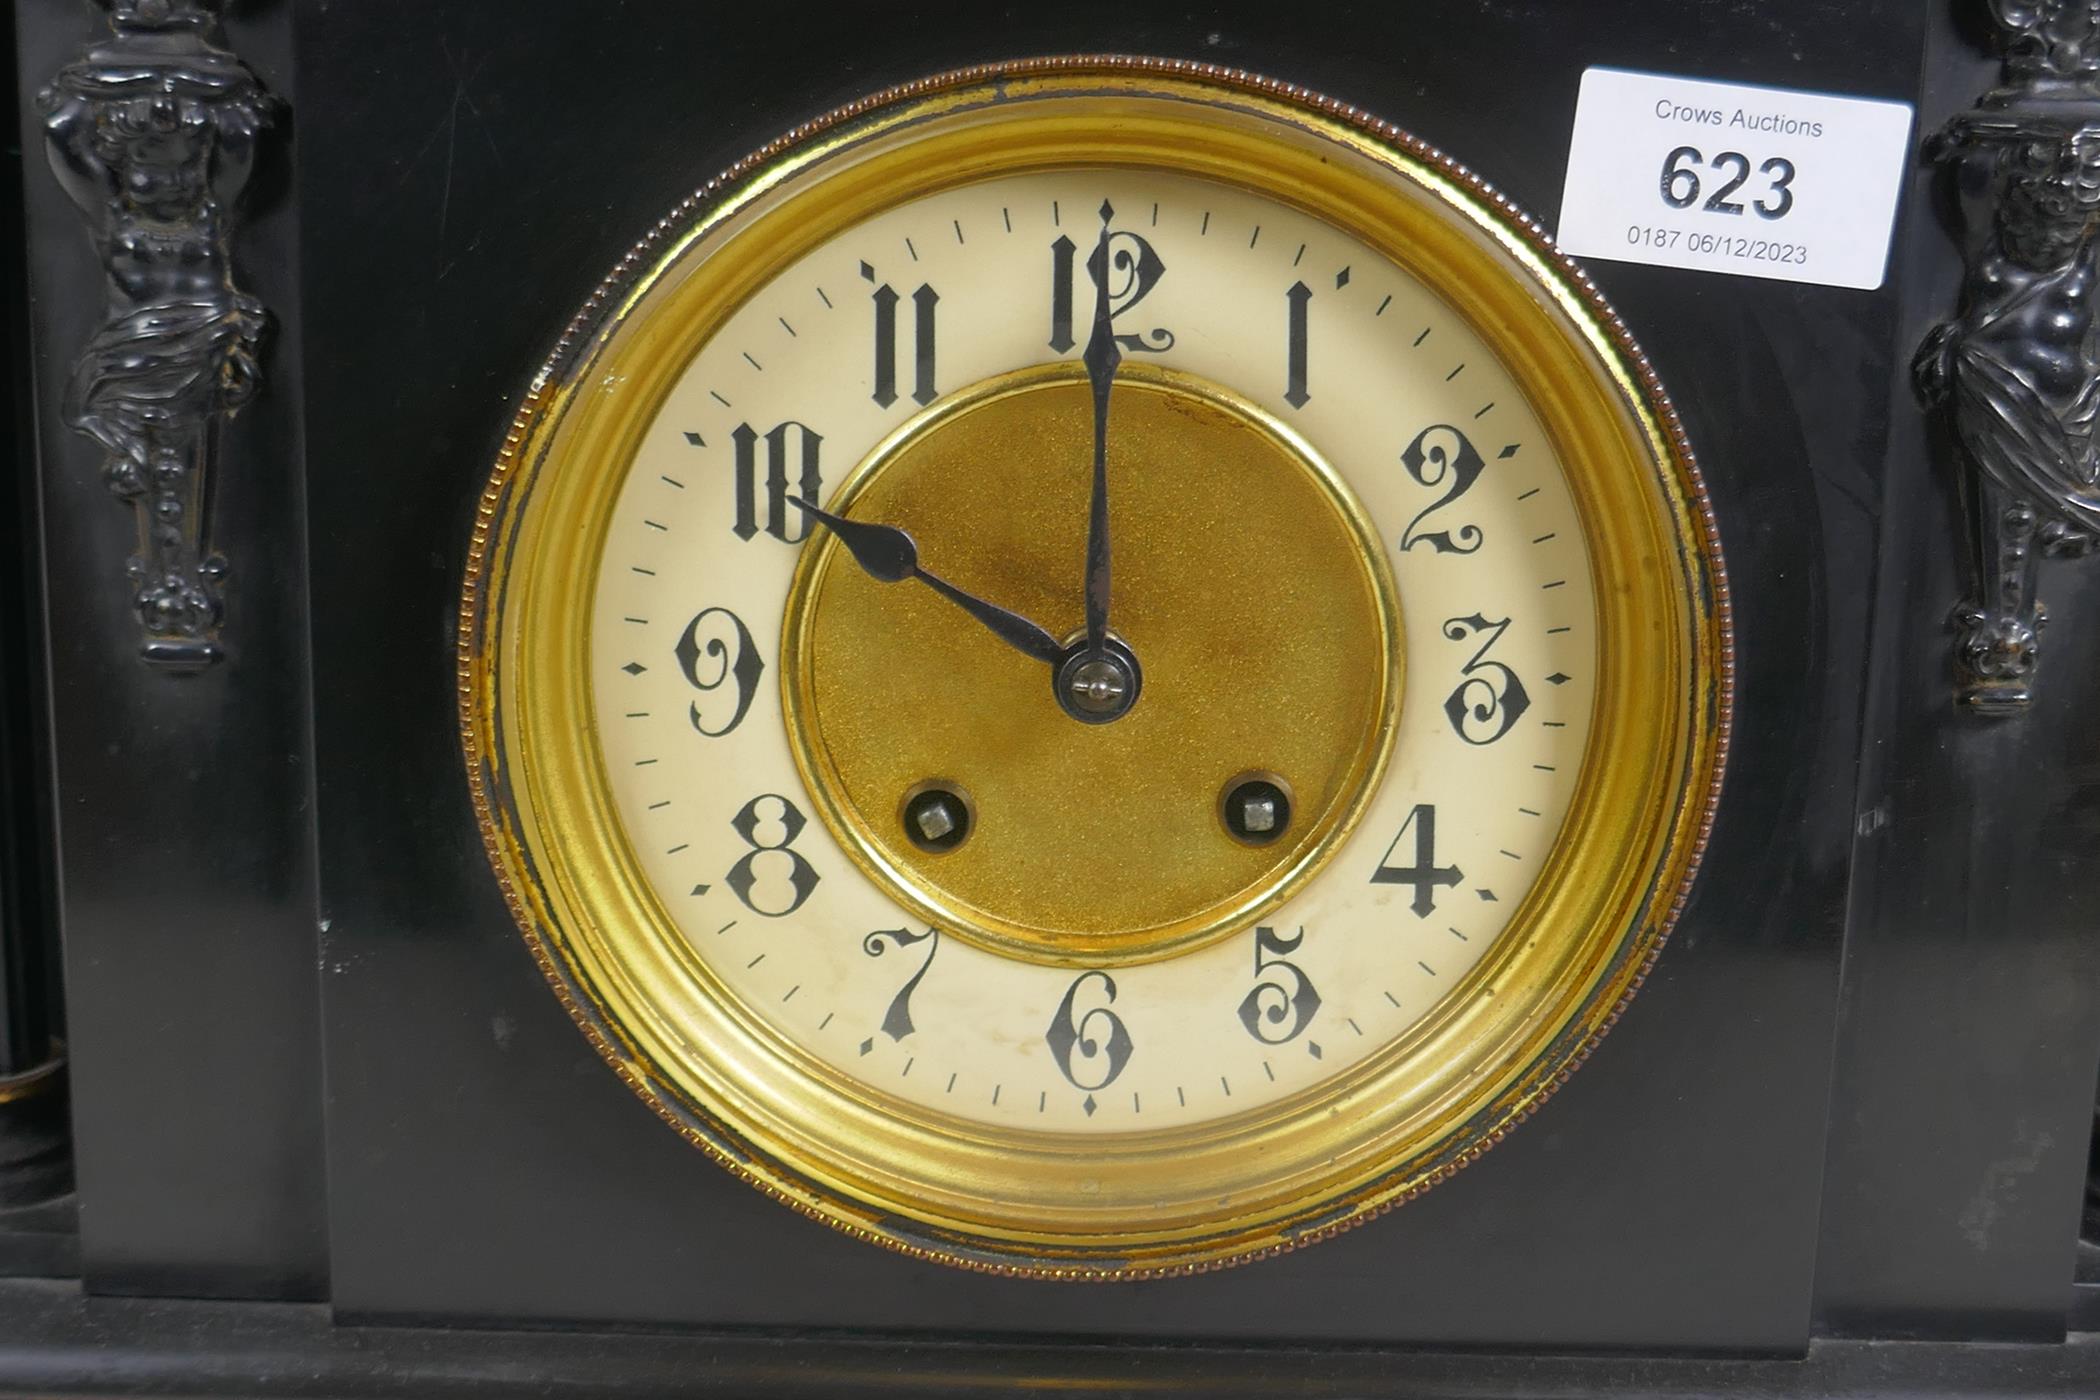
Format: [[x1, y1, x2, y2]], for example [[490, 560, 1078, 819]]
[[1556, 67, 1914, 291]]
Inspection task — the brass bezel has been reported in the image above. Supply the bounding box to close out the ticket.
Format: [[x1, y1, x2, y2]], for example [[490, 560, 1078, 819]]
[[458, 59, 1733, 1280]]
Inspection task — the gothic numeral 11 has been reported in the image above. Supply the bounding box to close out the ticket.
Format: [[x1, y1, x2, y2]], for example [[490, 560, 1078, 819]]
[[865, 262, 937, 408]]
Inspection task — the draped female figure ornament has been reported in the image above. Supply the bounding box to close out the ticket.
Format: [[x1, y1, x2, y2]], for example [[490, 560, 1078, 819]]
[[40, 0, 275, 670]]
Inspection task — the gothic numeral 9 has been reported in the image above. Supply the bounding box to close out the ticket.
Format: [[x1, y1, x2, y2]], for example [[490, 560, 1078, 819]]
[[674, 606, 763, 738]]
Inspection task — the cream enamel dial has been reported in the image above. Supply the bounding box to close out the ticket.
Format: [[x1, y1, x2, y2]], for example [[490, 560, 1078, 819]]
[[463, 63, 1728, 1278], [590, 169, 1595, 1133]]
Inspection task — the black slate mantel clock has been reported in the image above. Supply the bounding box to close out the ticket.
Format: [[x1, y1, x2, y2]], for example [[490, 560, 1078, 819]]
[[3, 1, 2100, 1394]]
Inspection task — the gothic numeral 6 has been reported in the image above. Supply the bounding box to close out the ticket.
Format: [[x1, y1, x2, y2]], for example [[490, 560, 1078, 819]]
[[1045, 969, 1134, 1091]]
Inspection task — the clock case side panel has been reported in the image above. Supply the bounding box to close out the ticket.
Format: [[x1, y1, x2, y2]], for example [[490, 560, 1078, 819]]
[[12, 0, 330, 1300], [1811, 0, 2100, 1342], [297, 0, 1909, 1350]]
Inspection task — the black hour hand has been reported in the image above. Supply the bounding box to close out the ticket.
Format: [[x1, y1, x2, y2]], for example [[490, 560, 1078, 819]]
[[790, 498, 1063, 667]]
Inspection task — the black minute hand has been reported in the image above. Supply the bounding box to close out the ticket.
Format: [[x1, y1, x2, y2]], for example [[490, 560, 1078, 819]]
[[1081, 204, 1122, 659], [790, 498, 1063, 667]]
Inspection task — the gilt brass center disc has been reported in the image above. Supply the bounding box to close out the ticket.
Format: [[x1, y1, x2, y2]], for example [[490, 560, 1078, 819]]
[[781, 362, 1401, 967]]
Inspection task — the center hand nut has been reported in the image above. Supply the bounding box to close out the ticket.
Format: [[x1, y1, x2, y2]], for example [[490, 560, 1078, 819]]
[[1054, 637, 1143, 724]]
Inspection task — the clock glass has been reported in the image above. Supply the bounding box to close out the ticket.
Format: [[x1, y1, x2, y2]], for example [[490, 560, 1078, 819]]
[[461, 61, 1729, 1278]]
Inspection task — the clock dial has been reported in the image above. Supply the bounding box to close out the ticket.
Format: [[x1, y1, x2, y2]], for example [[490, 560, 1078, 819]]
[[462, 63, 1729, 1278], [589, 170, 1594, 1133]]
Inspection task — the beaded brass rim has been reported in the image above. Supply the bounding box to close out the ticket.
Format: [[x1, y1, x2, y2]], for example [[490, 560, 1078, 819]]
[[457, 57, 1733, 1280]]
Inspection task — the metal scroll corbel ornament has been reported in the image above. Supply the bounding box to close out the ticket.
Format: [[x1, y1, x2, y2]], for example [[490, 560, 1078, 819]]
[[1915, 1, 2100, 713], [38, 0, 278, 673]]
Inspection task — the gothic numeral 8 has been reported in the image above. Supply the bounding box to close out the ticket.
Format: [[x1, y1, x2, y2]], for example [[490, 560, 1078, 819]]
[[724, 793, 820, 917]]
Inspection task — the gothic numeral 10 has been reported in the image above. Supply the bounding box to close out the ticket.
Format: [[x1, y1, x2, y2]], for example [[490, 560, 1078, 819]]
[[721, 421, 823, 543]]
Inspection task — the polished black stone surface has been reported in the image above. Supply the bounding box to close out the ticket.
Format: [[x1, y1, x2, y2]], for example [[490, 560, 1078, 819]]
[[293, 0, 1912, 1349], [8, 0, 2098, 1385]]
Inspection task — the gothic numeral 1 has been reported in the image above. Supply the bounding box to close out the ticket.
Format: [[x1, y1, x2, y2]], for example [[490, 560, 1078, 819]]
[[1048, 234, 1077, 353], [1284, 280, 1311, 408]]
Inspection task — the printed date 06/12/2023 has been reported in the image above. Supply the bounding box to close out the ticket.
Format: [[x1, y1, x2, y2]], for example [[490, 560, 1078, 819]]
[[1623, 224, 1809, 265]]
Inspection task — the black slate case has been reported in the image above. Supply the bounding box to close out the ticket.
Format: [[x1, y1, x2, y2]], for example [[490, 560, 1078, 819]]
[[6, 0, 2100, 1390]]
